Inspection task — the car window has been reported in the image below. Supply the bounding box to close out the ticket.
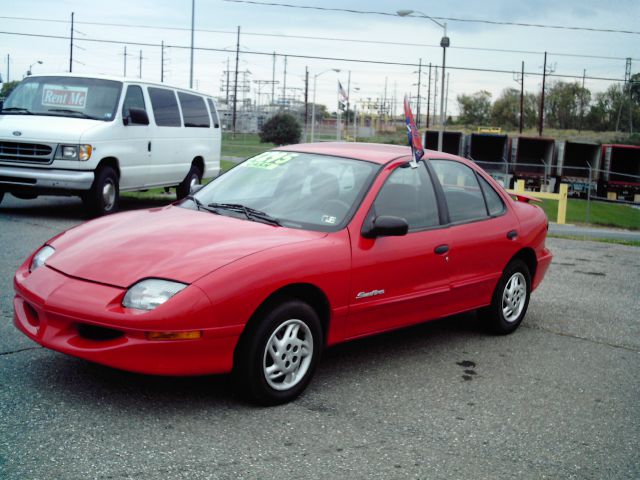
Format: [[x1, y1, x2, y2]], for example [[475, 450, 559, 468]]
[[478, 174, 506, 216], [373, 164, 439, 229], [148, 87, 181, 127], [431, 160, 488, 223], [122, 85, 147, 124], [206, 98, 220, 127], [178, 92, 210, 128]]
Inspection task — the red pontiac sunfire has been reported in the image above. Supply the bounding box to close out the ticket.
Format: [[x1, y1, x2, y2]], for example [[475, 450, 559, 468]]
[[14, 143, 552, 404]]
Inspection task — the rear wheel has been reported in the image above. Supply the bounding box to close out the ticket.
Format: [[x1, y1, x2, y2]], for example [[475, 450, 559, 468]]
[[234, 299, 322, 405], [176, 164, 202, 200], [83, 166, 119, 216], [481, 259, 531, 335]]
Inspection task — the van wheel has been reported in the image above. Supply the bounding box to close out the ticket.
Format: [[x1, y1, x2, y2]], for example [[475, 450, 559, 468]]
[[234, 299, 322, 405], [83, 166, 119, 216], [176, 165, 202, 199]]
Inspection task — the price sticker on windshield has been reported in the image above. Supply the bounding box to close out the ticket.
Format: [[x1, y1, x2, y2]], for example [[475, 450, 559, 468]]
[[242, 151, 298, 170]]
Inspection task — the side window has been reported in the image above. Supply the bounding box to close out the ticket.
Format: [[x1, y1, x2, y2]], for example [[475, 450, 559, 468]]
[[478, 175, 506, 216], [122, 85, 147, 125], [178, 92, 210, 128], [373, 164, 439, 230], [206, 98, 220, 128], [431, 160, 488, 223], [148, 87, 181, 127]]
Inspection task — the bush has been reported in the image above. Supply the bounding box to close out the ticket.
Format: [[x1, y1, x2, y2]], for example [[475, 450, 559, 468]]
[[259, 113, 301, 145]]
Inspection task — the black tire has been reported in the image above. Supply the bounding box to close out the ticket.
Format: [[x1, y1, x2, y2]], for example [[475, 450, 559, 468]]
[[176, 164, 202, 200], [0, 191, 4, 205], [83, 166, 119, 216], [480, 259, 531, 335], [234, 299, 323, 405]]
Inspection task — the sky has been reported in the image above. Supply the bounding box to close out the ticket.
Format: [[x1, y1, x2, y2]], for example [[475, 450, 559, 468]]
[[1, 0, 638, 116]]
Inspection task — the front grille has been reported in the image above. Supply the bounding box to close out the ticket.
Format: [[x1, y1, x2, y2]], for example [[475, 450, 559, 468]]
[[0, 141, 54, 163], [77, 324, 124, 341]]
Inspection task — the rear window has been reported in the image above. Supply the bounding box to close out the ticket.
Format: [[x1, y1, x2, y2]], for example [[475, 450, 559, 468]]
[[178, 92, 210, 128], [148, 87, 181, 127], [207, 98, 220, 127]]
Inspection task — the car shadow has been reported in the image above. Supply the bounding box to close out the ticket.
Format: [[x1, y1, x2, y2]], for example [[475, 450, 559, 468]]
[[0, 193, 176, 221], [24, 312, 485, 410]]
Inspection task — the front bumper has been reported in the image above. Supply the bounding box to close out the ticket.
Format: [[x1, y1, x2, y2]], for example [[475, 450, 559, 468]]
[[13, 264, 242, 376], [0, 165, 94, 191]]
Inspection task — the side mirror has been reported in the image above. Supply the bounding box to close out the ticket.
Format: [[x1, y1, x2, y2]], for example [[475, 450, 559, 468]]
[[126, 107, 149, 126], [190, 184, 204, 195], [362, 215, 409, 239]]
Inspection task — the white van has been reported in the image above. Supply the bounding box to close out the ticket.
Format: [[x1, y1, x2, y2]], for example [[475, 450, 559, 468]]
[[0, 74, 221, 214]]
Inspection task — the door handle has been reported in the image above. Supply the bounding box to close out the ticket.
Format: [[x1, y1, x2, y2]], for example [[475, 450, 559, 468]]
[[434, 244, 449, 255], [507, 230, 518, 240], [148, 141, 152, 152]]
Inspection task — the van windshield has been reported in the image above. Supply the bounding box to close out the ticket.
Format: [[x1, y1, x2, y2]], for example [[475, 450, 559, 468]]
[[2, 76, 122, 121]]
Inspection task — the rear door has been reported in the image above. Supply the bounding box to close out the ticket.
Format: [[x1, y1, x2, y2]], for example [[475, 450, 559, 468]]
[[347, 162, 452, 338], [147, 86, 184, 185], [429, 159, 520, 312]]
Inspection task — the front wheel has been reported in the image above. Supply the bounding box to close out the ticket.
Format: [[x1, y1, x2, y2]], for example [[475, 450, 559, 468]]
[[83, 166, 119, 216], [176, 164, 202, 200], [234, 299, 322, 405], [480, 259, 531, 335]]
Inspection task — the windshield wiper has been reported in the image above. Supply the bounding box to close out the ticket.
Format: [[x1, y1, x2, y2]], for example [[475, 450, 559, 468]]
[[208, 202, 282, 226], [184, 195, 220, 214], [46, 108, 101, 120], [1, 107, 33, 114]]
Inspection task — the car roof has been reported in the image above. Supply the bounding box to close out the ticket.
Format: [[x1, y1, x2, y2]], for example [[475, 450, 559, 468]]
[[277, 142, 463, 165]]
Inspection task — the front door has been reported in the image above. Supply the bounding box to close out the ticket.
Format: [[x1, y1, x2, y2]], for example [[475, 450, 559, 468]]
[[347, 163, 452, 338]]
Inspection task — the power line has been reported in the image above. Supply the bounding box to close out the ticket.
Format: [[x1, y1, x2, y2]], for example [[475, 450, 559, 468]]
[[222, 0, 640, 35], [0, 30, 627, 83], [0, 15, 636, 62]]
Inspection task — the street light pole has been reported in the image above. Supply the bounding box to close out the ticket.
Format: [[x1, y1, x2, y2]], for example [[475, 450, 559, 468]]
[[311, 68, 340, 143], [397, 10, 449, 153], [27, 60, 43, 77]]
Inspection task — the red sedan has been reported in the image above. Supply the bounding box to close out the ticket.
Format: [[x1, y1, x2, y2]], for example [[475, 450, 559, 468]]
[[14, 143, 552, 404]]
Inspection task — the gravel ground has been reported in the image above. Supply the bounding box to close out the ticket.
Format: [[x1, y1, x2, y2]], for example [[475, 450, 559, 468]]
[[1, 194, 638, 480]]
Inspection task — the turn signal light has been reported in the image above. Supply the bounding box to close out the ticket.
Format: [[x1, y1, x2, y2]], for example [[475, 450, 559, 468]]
[[146, 331, 202, 341]]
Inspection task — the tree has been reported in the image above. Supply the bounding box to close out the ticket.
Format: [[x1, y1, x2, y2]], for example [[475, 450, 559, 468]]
[[491, 88, 520, 129], [0, 80, 20, 100], [259, 113, 301, 145], [457, 90, 491, 126], [544, 81, 591, 129]]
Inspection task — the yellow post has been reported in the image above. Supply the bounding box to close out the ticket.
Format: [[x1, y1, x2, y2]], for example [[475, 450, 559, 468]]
[[557, 183, 568, 225], [607, 192, 617, 201], [516, 179, 525, 193]]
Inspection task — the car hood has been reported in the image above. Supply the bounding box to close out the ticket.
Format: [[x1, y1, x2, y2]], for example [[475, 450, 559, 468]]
[[0, 114, 104, 143], [46, 206, 326, 288]]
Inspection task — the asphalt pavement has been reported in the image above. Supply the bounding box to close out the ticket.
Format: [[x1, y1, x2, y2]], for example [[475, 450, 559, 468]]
[[1, 194, 639, 479]]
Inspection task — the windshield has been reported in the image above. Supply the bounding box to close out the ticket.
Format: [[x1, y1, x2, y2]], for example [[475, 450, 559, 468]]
[[2, 76, 122, 121], [183, 151, 379, 231]]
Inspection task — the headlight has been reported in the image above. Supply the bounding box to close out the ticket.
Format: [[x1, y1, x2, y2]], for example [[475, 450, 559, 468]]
[[30, 245, 55, 272], [122, 279, 187, 311], [56, 144, 92, 161]]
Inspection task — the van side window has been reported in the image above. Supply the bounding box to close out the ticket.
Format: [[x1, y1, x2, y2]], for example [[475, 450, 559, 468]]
[[178, 92, 210, 128], [206, 98, 220, 128], [122, 85, 147, 125], [148, 87, 182, 127]]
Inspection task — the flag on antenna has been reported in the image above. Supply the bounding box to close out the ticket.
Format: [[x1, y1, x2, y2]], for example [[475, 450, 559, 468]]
[[404, 95, 424, 167], [338, 81, 348, 102]]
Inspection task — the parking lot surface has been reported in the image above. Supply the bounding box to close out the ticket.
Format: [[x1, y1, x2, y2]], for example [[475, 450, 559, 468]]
[[1, 195, 639, 479]]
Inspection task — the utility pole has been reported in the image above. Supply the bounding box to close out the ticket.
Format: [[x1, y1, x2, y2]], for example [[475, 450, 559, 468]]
[[433, 66, 438, 129], [304, 66, 309, 141], [123, 46, 127, 77], [578, 68, 586, 133], [426, 63, 431, 128], [282, 55, 287, 110], [232, 26, 240, 136], [189, 0, 195, 88], [5, 54, 9, 83], [138, 50, 143, 79], [538, 51, 547, 136], [225, 58, 230, 105], [346, 70, 351, 138], [444, 72, 450, 124], [69, 12, 74, 72], [519, 61, 525, 134], [416, 58, 423, 128], [160, 41, 165, 82], [271, 52, 276, 105]]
